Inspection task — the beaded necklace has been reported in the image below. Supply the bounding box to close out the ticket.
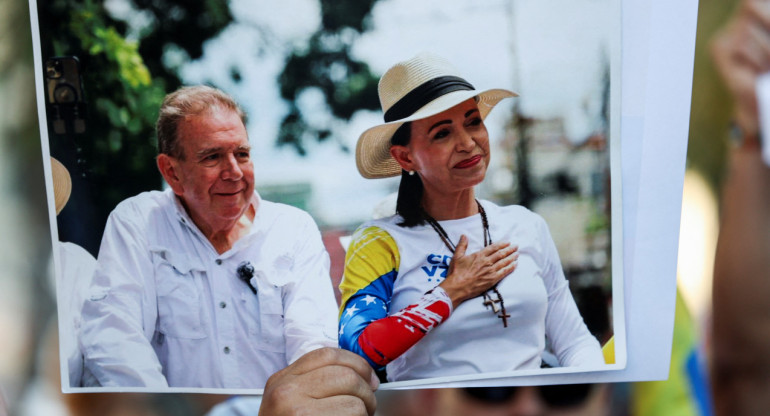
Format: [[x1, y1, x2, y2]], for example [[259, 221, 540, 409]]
[[423, 200, 510, 327]]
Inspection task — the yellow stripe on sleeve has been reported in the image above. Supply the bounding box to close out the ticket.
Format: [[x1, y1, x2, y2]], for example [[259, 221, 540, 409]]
[[338, 226, 400, 317]]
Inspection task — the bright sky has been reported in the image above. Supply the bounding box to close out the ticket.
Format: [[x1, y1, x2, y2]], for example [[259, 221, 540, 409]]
[[177, 0, 614, 226]]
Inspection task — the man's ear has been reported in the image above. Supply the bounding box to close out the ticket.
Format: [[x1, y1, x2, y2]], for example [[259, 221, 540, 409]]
[[157, 154, 184, 196], [390, 145, 416, 173]]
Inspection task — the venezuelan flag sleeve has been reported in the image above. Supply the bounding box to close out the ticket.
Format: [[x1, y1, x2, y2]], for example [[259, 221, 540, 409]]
[[338, 226, 452, 370]]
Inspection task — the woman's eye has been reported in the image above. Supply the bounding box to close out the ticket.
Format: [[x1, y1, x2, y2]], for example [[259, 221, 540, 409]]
[[433, 129, 451, 140], [467, 117, 483, 127]]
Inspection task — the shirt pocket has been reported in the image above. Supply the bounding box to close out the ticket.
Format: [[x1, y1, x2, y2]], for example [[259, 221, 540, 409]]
[[253, 274, 286, 353], [151, 248, 207, 340]]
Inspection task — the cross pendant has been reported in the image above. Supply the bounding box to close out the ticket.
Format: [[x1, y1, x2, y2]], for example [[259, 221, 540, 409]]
[[498, 312, 511, 328], [483, 297, 501, 313]]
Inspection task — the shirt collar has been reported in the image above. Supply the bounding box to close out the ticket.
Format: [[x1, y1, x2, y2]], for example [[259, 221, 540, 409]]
[[168, 188, 264, 250]]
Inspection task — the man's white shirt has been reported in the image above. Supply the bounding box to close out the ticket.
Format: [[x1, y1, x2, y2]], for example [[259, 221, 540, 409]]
[[79, 189, 338, 388]]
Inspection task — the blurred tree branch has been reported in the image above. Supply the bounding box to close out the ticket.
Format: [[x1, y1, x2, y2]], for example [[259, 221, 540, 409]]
[[276, 0, 381, 155]]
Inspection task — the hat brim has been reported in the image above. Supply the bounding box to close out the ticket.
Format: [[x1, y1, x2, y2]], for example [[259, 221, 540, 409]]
[[51, 157, 72, 215], [356, 88, 517, 179]]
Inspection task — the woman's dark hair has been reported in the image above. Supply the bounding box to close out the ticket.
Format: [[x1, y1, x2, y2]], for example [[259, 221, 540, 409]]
[[391, 122, 426, 227]]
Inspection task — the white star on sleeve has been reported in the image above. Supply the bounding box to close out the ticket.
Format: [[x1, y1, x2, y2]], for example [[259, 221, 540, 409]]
[[345, 304, 359, 317], [362, 295, 377, 305], [339, 323, 345, 335]]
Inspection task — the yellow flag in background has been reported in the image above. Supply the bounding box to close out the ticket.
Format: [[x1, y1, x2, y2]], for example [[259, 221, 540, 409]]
[[631, 288, 712, 416]]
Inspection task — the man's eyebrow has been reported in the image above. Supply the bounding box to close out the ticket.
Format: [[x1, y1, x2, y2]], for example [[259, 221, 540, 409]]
[[195, 145, 251, 156], [196, 147, 223, 156], [465, 109, 479, 118]]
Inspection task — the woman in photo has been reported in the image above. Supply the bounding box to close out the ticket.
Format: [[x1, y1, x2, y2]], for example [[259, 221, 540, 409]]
[[338, 52, 605, 382]]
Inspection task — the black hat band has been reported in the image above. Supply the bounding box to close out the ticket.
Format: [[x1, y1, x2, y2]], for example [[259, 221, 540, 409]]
[[383, 76, 475, 123]]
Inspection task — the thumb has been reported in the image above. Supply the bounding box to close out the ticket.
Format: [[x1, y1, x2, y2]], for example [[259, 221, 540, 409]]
[[454, 235, 469, 257]]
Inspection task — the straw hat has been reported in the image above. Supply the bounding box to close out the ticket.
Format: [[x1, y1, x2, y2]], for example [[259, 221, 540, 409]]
[[355, 52, 517, 179], [51, 157, 72, 215]]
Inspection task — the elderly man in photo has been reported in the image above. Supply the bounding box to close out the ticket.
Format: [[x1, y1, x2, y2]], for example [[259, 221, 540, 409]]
[[79, 86, 338, 389]]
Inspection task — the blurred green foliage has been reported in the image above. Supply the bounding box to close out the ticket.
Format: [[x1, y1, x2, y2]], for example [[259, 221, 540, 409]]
[[71, 14, 152, 87], [277, 0, 381, 155], [38, 0, 384, 247], [0, 0, 43, 199], [688, 0, 741, 196], [39, 0, 232, 252]]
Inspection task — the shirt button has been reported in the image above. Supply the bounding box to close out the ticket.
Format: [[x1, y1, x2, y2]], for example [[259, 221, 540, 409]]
[[215, 259, 222, 265], [219, 301, 227, 309], [223, 346, 231, 354]]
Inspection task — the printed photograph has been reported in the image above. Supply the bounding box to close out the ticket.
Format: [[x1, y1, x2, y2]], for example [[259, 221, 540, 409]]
[[33, 0, 623, 392]]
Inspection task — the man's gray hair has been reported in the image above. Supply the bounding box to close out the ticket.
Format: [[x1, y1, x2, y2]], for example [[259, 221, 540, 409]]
[[156, 85, 247, 159]]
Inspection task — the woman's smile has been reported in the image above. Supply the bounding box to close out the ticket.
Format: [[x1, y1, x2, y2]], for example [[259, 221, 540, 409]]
[[454, 154, 483, 169]]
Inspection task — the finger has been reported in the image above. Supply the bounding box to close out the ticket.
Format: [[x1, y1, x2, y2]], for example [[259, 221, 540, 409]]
[[454, 235, 469, 258], [487, 244, 517, 262], [306, 366, 378, 415], [486, 245, 515, 265], [711, 24, 765, 134], [498, 251, 519, 266], [312, 395, 377, 416], [492, 252, 518, 276], [278, 348, 378, 390], [487, 252, 518, 278], [480, 241, 511, 256], [734, 23, 770, 71], [745, 0, 770, 29], [711, 27, 737, 76], [749, 19, 770, 56], [498, 257, 518, 278]]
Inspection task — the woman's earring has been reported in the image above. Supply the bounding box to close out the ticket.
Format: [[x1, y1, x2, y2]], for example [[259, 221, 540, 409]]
[[408, 170, 415, 176]]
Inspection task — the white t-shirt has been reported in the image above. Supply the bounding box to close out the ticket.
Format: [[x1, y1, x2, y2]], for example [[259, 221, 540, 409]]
[[341, 200, 604, 381]]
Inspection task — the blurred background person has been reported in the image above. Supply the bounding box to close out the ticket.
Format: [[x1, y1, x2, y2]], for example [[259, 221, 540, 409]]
[[376, 385, 610, 416], [710, 0, 770, 415], [49, 157, 95, 389]]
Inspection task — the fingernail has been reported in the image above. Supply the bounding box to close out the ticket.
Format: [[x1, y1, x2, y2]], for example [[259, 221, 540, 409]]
[[370, 371, 380, 390]]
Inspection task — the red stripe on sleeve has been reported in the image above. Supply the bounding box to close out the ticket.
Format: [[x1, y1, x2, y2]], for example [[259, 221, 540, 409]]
[[357, 288, 452, 366]]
